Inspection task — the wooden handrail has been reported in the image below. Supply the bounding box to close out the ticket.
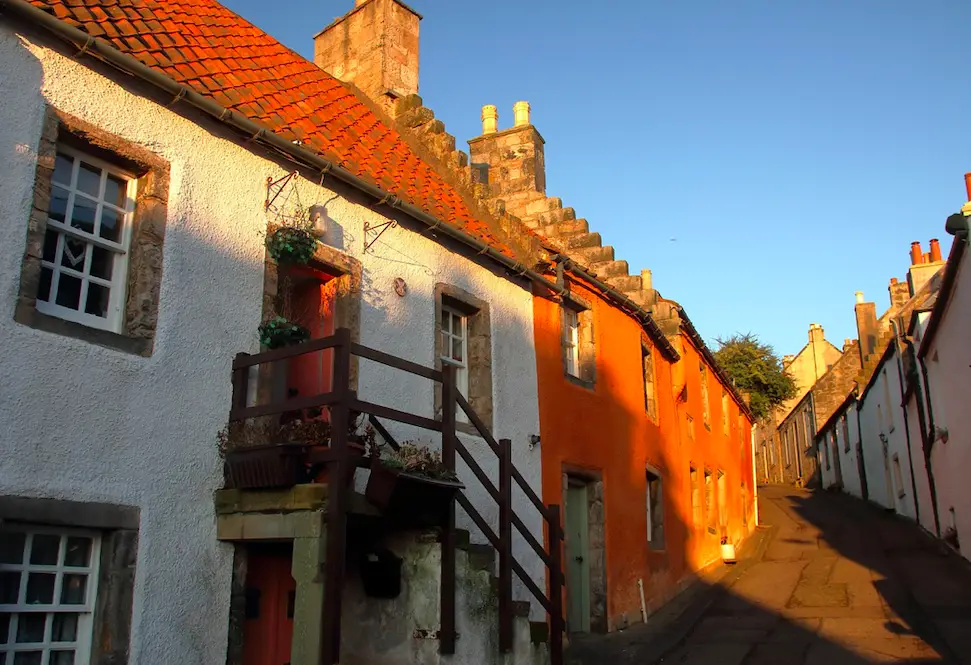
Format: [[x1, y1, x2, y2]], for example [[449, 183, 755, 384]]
[[348, 398, 441, 432], [367, 414, 400, 452], [498, 438, 513, 652], [229, 391, 338, 421], [454, 440, 500, 503], [351, 342, 443, 382], [232, 335, 340, 369]]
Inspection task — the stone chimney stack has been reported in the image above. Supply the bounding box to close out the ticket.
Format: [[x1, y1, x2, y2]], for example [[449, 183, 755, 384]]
[[843, 338, 854, 353], [313, 0, 422, 113], [906, 238, 946, 297], [468, 101, 547, 220], [888, 277, 910, 311], [808, 323, 825, 344], [854, 292, 879, 365], [782, 355, 795, 368]]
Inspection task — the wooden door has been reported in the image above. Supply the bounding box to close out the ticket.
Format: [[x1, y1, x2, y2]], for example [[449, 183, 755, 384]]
[[283, 270, 336, 415], [565, 480, 590, 633], [244, 546, 296, 665]]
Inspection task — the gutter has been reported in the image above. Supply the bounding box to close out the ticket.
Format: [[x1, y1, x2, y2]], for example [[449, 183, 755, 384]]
[[554, 256, 679, 362], [1, 0, 589, 318], [673, 305, 756, 422]]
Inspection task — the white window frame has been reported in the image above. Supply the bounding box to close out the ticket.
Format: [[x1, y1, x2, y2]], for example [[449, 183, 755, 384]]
[[38, 144, 136, 333], [440, 304, 469, 423], [0, 524, 102, 665], [563, 308, 580, 378]]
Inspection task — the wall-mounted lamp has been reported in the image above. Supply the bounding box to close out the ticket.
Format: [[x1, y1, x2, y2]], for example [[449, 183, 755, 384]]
[[528, 435, 541, 449]]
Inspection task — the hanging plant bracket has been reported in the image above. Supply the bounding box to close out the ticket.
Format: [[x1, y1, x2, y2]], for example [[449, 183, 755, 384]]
[[265, 171, 299, 212], [364, 220, 397, 253]]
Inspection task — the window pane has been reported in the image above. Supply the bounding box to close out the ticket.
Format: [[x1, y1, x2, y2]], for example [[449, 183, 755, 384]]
[[99, 208, 121, 243], [69, 197, 96, 235], [29, 535, 60, 566], [60, 575, 86, 605], [53, 154, 73, 186], [0, 533, 25, 564], [442, 310, 452, 335], [89, 246, 113, 280], [50, 652, 75, 665], [0, 612, 10, 642], [37, 268, 53, 303], [84, 283, 110, 319], [51, 614, 77, 642], [451, 337, 463, 362], [49, 187, 69, 224], [42, 230, 59, 264], [60, 238, 87, 272], [13, 652, 42, 665], [104, 174, 127, 208], [0, 573, 20, 604], [54, 274, 82, 311], [25, 574, 55, 605], [15, 613, 45, 643], [63, 539, 91, 568], [77, 162, 101, 198]]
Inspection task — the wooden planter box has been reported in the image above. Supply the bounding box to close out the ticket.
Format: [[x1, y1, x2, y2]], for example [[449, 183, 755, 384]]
[[365, 461, 464, 528], [224, 444, 309, 489]]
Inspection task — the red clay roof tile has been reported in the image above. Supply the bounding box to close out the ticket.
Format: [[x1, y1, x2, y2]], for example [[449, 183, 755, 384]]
[[25, 0, 516, 256]]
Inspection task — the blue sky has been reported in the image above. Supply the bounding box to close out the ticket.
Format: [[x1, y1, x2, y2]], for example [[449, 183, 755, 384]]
[[224, 0, 970, 357]]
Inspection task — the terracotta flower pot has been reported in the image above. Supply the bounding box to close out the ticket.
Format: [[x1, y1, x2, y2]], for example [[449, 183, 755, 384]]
[[224, 444, 309, 489], [365, 460, 464, 528]]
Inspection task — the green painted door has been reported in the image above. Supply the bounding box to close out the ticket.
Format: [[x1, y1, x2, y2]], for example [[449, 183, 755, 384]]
[[565, 481, 591, 633]]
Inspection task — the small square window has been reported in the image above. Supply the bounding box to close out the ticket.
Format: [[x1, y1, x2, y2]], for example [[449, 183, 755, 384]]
[[0, 526, 100, 665], [36, 146, 135, 333]]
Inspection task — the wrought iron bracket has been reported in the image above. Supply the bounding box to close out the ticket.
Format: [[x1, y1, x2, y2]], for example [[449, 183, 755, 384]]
[[363, 220, 397, 253], [265, 171, 298, 211]]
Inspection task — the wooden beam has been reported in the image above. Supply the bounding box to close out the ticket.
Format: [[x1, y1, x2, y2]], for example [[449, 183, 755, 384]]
[[498, 438, 513, 652], [439, 365, 457, 655]]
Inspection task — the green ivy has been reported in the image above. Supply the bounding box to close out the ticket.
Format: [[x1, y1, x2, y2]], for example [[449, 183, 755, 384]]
[[258, 316, 311, 349], [266, 226, 317, 264]]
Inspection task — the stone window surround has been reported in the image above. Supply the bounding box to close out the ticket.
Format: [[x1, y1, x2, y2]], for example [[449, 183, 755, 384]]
[[14, 106, 169, 357], [433, 283, 493, 436], [0, 496, 139, 665], [561, 293, 595, 390], [641, 337, 657, 422], [645, 464, 665, 552]]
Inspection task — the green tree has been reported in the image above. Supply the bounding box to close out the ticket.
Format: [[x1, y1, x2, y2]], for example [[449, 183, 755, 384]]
[[714, 333, 797, 421]]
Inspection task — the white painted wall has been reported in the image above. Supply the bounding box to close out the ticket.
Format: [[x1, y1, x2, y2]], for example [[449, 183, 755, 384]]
[[857, 351, 919, 517], [0, 27, 545, 663], [922, 245, 971, 560]]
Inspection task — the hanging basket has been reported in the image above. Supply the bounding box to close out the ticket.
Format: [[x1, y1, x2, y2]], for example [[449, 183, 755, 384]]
[[267, 226, 318, 265], [258, 316, 311, 349], [365, 460, 464, 528]]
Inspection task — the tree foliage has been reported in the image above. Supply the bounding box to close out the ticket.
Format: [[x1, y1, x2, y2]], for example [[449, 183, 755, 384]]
[[714, 333, 797, 421]]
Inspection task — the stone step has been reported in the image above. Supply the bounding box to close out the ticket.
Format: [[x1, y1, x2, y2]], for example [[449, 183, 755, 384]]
[[542, 218, 588, 238], [467, 543, 495, 571], [536, 207, 576, 226], [606, 274, 642, 292], [591, 259, 630, 279], [574, 245, 614, 264], [620, 288, 656, 309], [566, 232, 602, 250]]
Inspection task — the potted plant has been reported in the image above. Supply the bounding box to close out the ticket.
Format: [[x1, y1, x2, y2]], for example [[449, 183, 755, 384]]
[[266, 212, 318, 265], [365, 442, 464, 527], [258, 316, 310, 350]]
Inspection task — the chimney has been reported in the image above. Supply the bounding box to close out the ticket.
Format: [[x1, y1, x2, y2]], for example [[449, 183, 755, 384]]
[[468, 101, 547, 219], [481, 105, 498, 135], [965, 172, 971, 200], [782, 355, 795, 368], [907, 238, 946, 296], [854, 292, 879, 364], [843, 338, 854, 353], [888, 276, 910, 311], [313, 0, 422, 113], [808, 323, 825, 344]]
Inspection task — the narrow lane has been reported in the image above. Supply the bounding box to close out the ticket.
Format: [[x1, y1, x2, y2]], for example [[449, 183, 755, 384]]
[[658, 486, 971, 665]]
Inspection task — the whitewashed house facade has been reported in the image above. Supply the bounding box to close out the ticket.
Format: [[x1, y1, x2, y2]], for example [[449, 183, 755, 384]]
[[0, 1, 555, 663]]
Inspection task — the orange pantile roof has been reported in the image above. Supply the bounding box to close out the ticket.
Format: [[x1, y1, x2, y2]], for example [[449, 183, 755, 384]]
[[25, 0, 515, 256]]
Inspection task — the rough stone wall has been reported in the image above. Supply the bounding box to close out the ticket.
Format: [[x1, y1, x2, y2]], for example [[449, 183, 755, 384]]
[[313, 0, 420, 115], [811, 341, 863, 433]]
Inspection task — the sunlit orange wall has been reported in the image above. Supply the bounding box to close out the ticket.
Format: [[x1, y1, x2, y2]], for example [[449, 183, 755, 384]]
[[533, 279, 755, 630]]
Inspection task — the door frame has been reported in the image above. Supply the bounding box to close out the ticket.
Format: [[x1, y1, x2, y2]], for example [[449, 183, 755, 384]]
[[561, 467, 608, 634]]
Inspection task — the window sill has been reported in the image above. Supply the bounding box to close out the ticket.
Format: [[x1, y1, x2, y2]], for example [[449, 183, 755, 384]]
[[565, 373, 595, 391], [14, 303, 153, 356]]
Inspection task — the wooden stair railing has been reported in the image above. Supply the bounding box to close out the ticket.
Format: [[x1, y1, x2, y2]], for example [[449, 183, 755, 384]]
[[228, 328, 565, 665]]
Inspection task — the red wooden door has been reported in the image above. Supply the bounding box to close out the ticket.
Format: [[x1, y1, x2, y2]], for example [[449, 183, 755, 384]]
[[285, 269, 336, 416], [244, 546, 296, 665]]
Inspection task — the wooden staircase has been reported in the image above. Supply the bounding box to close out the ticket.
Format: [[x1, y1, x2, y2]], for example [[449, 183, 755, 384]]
[[228, 328, 566, 664]]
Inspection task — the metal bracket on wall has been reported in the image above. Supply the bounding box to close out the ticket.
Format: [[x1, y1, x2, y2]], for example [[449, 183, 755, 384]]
[[265, 171, 298, 211], [363, 220, 397, 253]]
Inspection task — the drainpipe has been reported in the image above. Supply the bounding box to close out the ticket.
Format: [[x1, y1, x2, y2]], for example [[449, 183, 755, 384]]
[[890, 319, 920, 524], [913, 342, 942, 536]]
